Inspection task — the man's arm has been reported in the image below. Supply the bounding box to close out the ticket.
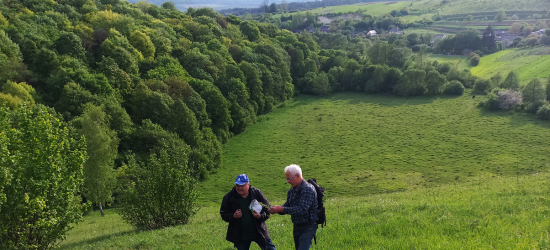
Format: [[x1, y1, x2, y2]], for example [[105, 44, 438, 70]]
[[280, 188, 315, 216], [220, 194, 236, 223]]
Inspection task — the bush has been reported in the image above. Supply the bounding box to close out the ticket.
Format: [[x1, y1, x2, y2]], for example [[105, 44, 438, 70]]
[[481, 92, 501, 110], [473, 78, 493, 94], [536, 103, 550, 120], [0, 104, 88, 249], [526, 99, 547, 114], [443, 80, 465, 95], [117, 142, 198, 230], [470, 54, 480, 66]]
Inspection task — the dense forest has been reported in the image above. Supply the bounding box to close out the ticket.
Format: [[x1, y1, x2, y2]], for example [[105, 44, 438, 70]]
[[3, 0, 548, 248]]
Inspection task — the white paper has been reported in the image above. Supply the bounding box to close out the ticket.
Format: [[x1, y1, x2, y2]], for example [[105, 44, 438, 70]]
[[249, 199, 262, 214]]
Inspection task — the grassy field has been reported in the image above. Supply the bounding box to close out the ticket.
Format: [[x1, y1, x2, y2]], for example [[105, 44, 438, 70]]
[[197, 91, 550, 206], [429, 54, 469, 67], [437, 0, 550, 15], [309, 1, 412, 17], [470, 47, 550, 83], [60, 171, 550, 249]]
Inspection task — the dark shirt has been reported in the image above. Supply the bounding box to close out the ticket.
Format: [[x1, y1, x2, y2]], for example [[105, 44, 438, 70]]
[[283, 179, 318, 225], [237, 195, 258, 240]]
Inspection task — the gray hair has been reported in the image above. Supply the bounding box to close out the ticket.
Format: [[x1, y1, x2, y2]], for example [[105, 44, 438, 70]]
[[284, 164, 302, 177]]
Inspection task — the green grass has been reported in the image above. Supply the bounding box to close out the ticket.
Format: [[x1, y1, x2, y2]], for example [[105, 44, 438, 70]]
[[429, 54, 469, 68], [471, 47, 550, 83], [198, 92, 550, 206], [60, 172, 550, 249], [309, 1, 412, 17], [437, 0, 550, 15]]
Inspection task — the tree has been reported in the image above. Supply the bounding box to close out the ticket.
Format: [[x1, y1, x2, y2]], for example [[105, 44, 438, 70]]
[[129, 30, 155, 60], [73, 104, 118, 217], [521, 78, 546, 105], [425, 70, 447, 95], [239, 21, 261, 42], [116, 142, 198, 229], [394, 69, 426, 96], [495, 10, 506, 22], [498, 89, 523, 109], [0, 104, 88, 249], [269, 3, 277, 13], [500, 71, 520, 90], [470, 53, 480, 66], [54, 32, 86, 60], [444, 80, 465, 95], [482, 25, 496, 52]]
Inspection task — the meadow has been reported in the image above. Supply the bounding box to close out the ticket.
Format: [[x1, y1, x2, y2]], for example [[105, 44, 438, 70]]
[[60, 91, 550, 248], [436, 0, 550, 16], [470, 47, 550, 83], [60, 171, 550, 249]]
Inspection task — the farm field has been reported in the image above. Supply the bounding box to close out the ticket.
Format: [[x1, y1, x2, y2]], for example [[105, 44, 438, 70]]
[[437, 0, 550, 15], [429, 54, 468, 68], [310, 1, 411, 17], [470, 47, 550, 83], [197, 92, 550, 205], [60, 171, 550, 249]]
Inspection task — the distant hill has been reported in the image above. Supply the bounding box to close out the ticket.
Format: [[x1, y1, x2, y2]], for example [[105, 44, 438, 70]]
[[126, 0, 317, 10]]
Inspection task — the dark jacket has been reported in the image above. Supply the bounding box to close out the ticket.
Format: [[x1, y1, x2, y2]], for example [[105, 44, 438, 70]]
[[220, 186, 271, 245]]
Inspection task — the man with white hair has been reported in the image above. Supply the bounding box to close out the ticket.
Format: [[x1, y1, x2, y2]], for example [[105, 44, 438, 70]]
[[268, 164, 318, 250]]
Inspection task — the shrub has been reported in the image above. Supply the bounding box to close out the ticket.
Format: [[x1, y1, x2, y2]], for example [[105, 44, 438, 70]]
[[0, 104, 88, 249], [473, 78, 493, 94], [470, 53, 480, 66], [526, 99, 547, 114], [443, 80, 465, 95], [536, 103, 550, 120], [481, 92, 501, 110], [116, 142, 198, 230]]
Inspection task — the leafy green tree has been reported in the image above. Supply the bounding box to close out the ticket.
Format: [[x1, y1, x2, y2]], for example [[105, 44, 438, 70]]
[[473, 78, 493, 94], [443, 80, 465, 95], [97, 56, 134, 102], [490, 72, 503, 87], [196, 84, 232, 143], [425, 70, 447, 95], [500, 71, 520, 90], [365, 65, 389, 94], [239, 21, 261, 42], [117, 142, 197, 230], [2, 81, 40, 106], [55, 82, 98, 120], [495, 10, 507, 22], [536, 103, 550, 120], [0, 104, 88, 249], [131, 83, 174, 128], [54, 32, 86, 60], [521, 78, 546, 105], [470, 53, 480, 66], [394, 69, 426, 96], [167, 100, 201, 148], [100, 29, 143, 75], [73, 104, 118, 217], [129, 30, 155, 60]]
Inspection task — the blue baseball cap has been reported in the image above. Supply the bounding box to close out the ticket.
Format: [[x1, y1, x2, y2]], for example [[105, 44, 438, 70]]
[[234, 174, 250, 185]]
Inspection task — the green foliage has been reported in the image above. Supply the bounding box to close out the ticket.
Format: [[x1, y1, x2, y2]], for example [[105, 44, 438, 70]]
[[55, 82, 98, 120], [469, 53, 480, 66], [480, 91, 501, 110], [425, 70, 447, 95], [100, 29, 143, 75], [2, 81, 38, 105], [239, 21, 261, 42], [473, 78, 493, 94], [116, 143, 198, 230], [495, 10, 507, 22], [0, 104, 88, 249], [73, 104, 118, 215], [394, 69, 426, 96], [536, 102, 550, 120], [443, 80, 465, 95], [500, 71, 520, 91], [129, 30, 155, 60], [54, 32, 86, 60], [521, 78, 546, 105]]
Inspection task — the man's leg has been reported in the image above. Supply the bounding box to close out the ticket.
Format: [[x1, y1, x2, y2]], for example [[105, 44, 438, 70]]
[[254, 237, 277, 250], [234, 239, 253, 250], [292, 226, 301, 250], [296, 224, 318, 250]]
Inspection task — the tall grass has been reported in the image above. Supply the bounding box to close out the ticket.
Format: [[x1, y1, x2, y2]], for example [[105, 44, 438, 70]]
[[60, 172, 550, 249], [199, 92, 550, 205]]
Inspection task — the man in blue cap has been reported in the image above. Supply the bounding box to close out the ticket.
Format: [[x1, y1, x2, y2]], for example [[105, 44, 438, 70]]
[[220, 174, 277, 250]]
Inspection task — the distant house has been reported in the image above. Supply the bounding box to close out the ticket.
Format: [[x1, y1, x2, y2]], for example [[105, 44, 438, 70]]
[[462, 49, 474, 55], [367, 30, 377, 36], [320, 25, 330, 32], [389, 27, 402, 34], [430, 34, 447, 46], [496, 31, 518, 47]]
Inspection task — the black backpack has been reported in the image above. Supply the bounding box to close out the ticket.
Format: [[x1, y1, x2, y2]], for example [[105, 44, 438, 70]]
[[307, 178, 326, 228]]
